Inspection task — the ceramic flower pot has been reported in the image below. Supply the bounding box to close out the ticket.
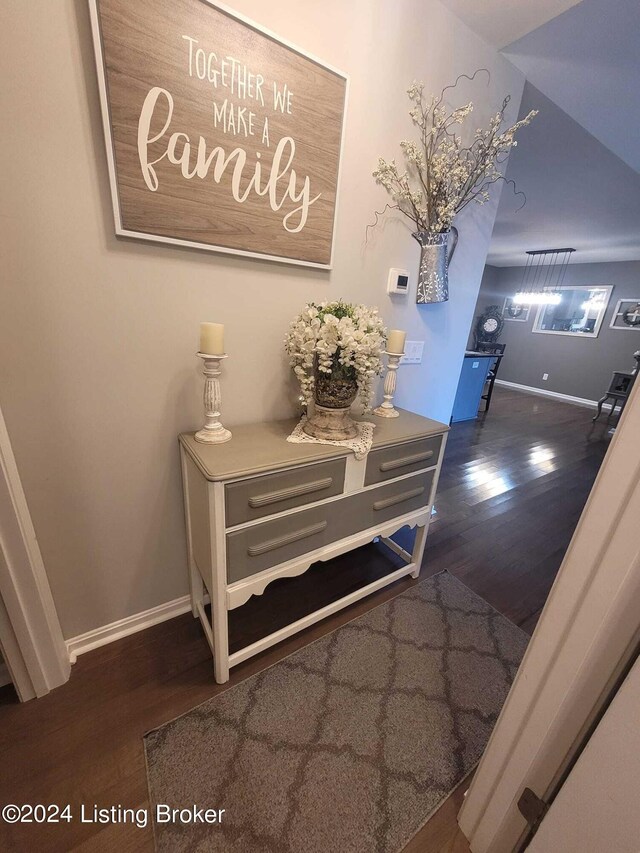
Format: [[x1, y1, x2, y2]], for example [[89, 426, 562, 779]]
[[303, 372, 358, 441], [414, 227, 458, 304]]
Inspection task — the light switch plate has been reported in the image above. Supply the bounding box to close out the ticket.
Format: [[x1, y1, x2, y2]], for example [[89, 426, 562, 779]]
[[400, 341, 424, 364]]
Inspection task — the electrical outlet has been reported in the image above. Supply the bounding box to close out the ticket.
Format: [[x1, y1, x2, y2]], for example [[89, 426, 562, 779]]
[[542, 373, 549, 381], [401, 341, 424, 364]]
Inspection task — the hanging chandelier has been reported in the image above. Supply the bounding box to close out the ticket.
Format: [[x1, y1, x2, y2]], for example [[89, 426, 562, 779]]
[[513, 248, 575, 305]]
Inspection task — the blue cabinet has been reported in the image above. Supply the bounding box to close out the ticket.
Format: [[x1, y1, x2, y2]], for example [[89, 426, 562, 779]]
[[451, 354, 493, 422]]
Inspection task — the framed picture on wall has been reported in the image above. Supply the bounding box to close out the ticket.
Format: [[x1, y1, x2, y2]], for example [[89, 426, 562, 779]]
[[89, 0, 348, 268], [609, 298, 640, 331], [532, 285, 613, 338], [502, 297, 530, 322]]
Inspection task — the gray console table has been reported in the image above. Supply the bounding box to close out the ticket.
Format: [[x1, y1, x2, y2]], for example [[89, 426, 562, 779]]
[[179, 409, 448, 683]]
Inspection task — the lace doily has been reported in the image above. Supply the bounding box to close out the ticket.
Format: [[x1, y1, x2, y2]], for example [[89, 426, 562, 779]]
[[287, 416, 375, 460]]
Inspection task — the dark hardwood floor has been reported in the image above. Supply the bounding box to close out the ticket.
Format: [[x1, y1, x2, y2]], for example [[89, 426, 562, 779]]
[[0, 388, 611, 852]]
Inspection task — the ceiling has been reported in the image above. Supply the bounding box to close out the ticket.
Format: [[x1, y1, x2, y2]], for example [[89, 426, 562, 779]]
[[439, 0, 581, 50], [502, 0, 640, 174], [442, 0, 640, 267], [487, 82, 640, 266]]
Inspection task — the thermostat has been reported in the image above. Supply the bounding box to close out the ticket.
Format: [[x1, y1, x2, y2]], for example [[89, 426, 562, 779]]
[[387, 268, 410, 295]]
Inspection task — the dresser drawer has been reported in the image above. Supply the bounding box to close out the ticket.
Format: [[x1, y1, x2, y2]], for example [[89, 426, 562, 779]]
[[364, 435, 442, 485], [226, 504, 334, 582], [226, 470, 434, 583], [225, 457, 346, 527], [358, 469, 435, 528]]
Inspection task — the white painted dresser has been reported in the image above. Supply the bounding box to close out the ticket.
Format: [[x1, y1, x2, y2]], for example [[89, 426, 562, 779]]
[[179, 409, 448, 683]]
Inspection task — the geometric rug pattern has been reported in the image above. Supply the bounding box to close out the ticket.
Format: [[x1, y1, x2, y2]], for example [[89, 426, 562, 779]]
[[145, 570, 529, 852]]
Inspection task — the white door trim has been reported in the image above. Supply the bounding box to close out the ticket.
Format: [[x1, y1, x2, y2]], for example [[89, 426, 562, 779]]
[[0, 404, 70, 701], [526, 653, 640, 853], [458, 379, 640, 852]]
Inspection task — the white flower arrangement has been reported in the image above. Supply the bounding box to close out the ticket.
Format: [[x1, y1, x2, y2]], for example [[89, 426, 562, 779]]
[[285, 301, 387, 411], [373, 73, 537, 234]]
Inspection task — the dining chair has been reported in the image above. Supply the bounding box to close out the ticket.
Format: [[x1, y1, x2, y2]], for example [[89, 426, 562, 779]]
[[476, 343, 506, 413]]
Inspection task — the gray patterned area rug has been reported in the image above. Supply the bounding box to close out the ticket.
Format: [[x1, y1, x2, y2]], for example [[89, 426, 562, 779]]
[[144, 570, 528, 853]]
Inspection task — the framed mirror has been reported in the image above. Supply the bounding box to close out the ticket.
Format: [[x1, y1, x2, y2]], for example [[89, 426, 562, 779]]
[[532, 285, 613, 338]]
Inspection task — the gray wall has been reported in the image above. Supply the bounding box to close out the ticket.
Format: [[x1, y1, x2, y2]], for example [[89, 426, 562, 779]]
[[472, 261, 640, 401], [0, 1, 523, 638]]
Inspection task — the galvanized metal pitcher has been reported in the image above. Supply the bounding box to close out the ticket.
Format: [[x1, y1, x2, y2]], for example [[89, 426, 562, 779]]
[[413, 227, 458, 304]]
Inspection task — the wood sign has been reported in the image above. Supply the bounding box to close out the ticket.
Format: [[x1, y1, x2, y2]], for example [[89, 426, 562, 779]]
[[89, 0, 348, 267]]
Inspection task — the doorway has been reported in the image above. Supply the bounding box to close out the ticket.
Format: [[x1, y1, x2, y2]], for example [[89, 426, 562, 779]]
[[0, 404, 69, 702]]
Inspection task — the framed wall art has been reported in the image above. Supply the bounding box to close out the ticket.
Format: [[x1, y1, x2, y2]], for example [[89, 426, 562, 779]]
[[609, 298, 640, 331], [89, 0, 348, 268], [502, 296, 530, 322], [532, 285, 613, 339]]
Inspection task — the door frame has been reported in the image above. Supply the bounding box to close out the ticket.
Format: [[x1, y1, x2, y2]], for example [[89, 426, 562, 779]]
[[0, 404, 70, 701], [458, 379, 640, 851], [526, 652, 640, 852]]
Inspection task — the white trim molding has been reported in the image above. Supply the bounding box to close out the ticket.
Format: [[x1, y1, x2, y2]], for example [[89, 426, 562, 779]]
[[66, 595, 195, 662], [494, 379, 612, 410], [0, 405, 70, 701]]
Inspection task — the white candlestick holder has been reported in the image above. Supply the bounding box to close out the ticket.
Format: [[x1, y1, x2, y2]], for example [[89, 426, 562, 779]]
[[194, 353, 232, 444], [373, 351, 403, 418]]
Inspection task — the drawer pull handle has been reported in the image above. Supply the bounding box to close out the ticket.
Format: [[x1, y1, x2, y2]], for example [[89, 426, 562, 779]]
[[379, 450, 434, 472], [247, 521, 328, 557], [248, 477, 333, 508], [373, 487, 425, 512]]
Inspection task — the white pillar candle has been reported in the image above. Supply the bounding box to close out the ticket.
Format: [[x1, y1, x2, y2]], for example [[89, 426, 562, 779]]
[[200, 322, 225, 355], [387, 329, 406, 354]]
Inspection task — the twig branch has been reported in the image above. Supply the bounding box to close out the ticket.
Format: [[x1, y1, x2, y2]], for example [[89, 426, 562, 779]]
[[365, 203, 414, 244], [372, 72, 535, 233], [434, 68, 491, 112]]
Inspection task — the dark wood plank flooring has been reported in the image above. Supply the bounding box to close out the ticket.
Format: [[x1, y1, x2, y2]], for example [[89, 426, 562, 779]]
[[0, 388, 611, 852]]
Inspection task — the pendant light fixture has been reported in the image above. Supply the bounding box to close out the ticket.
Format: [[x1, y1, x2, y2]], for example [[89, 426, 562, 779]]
[[513, 248, 575, 305]]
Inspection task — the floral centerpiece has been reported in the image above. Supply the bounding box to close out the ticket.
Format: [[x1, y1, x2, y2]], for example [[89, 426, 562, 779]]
[[285, 301, 386, 440], [373, 73, 537, 304]]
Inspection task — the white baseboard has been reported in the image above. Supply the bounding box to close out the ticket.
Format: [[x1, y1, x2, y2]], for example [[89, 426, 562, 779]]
[[66, 594, 193, 663], [495, 379, 612, 410]]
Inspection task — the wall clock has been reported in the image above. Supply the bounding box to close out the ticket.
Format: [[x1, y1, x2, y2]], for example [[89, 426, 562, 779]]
[[474, 305, 504, 347]]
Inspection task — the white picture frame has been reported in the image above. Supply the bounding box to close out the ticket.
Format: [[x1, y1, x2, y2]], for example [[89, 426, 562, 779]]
[[88, 0, 349, 269], [502, 297, 530, 322], [532, 285, 613, 339], [609, 298, 640, 331]]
